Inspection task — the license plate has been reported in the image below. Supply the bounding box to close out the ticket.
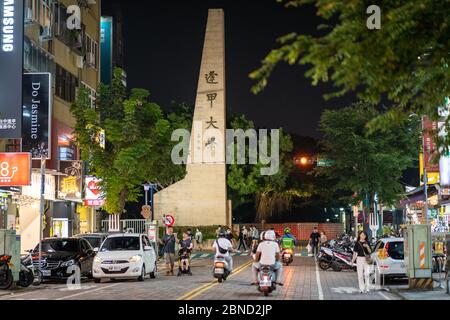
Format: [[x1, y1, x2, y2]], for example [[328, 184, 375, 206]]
[[214, 268, 224, 274], [108, 265, 122, 271], [41, 270, 51, 277], [284, 254, 291, 258]]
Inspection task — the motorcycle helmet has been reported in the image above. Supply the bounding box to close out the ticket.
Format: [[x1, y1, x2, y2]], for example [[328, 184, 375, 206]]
[[264, 230, 276, 241], [218, 231, 226, 238], [284, 227, 291, 234]]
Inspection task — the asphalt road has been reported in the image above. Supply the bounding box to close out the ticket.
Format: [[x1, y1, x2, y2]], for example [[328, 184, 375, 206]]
[[0, 255, 403, 300]]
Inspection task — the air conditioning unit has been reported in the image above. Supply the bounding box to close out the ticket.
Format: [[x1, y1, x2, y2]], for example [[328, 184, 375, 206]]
[[86, 52, 95, 67], [24, 8, 35, 25], [76, 55, 85, 69], [39, 26, 53, 42]]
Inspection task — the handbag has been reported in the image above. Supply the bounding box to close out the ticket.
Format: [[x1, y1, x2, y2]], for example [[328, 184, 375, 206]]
[[359, 242, 373, 265]]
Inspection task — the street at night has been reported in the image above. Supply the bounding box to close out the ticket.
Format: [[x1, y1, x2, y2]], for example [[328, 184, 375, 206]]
[[1, 0, 450, 316]]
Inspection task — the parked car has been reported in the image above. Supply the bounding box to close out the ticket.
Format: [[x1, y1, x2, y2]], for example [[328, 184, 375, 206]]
[[92, 233, 157, 283], [371, 237, 406, 279], [31, 237, 96, 280], [74, 233, 108, 251]]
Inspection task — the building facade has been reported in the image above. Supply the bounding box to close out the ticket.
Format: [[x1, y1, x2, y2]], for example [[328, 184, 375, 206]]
[[0, 0, 101, 252]]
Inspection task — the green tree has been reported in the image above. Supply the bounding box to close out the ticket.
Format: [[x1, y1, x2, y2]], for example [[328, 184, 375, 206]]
[[227, 114, 310, 222], [71, 69, 186, 215], [316, 102, 420, 226], [250, 0, 450, 126]]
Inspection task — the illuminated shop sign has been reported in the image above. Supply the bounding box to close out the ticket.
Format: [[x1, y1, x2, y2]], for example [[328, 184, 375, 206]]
[[0, 0, 23, 138]]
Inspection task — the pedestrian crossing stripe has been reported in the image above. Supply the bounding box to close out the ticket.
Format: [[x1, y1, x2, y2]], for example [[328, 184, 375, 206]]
[[184, 251, 310, 260]]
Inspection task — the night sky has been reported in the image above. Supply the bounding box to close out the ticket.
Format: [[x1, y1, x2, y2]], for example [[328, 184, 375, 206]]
[[103, 0, 355, 138]]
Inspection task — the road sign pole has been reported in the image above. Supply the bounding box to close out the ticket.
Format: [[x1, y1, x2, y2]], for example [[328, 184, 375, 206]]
[[38, 156, 46, 275]]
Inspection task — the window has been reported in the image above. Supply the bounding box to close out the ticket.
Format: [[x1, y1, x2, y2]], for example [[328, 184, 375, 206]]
[[25, 0, 52, 28], [84, 34, 98, 69], [24, 37, 55, 73], [80, 82, 97, 109], [55, 64, 78, 102]]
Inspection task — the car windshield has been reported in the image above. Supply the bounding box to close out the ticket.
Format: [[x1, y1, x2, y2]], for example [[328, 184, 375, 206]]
[[387, 241, 404, 260], [100, 237, 140, 252], [83, 237, 102, 249], [36, 239, 79, 253]]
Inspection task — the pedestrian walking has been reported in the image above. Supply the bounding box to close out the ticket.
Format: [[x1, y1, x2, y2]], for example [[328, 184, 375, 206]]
[[237, 227, 248, 252], [195, 228, 203, 251], [158, 227, 177, 276], [309, 227, 321, 256], [320, 231, 327, 246], [251, 226, 259, 251], [186, 228, 193, 241], [351, 231, 373, 293]]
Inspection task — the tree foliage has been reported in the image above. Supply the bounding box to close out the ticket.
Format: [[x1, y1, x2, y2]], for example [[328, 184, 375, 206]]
[[227, 114, 310, 222], [71, 69, 186, 215], [316, 102, 420, 209], [250, 0, 450, 124]]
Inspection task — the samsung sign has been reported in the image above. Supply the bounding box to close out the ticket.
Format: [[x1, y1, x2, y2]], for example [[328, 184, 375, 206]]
[[2, 0, 16, 52], [0, 0, 23, 138]]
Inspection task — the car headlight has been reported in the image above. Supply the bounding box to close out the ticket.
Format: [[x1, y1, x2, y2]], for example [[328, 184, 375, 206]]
[[129, 255, 142, 263], [94, 256, 102, 264], [61, 259, 75, 267]]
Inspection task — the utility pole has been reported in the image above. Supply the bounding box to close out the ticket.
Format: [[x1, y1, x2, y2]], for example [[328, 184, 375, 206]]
[[421, 116, 429, 225], [38, 156, 46, 275]]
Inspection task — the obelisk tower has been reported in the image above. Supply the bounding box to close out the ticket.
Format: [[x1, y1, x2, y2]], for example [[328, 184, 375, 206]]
[[154, 9, 229, 226]]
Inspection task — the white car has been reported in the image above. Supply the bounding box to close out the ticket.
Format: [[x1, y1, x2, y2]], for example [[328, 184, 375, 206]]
[[371, 237, 406, 279], [92, 233, 157, 283]]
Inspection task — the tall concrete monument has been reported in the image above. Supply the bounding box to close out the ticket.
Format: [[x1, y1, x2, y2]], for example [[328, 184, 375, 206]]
[[154, 9, 229, 226]]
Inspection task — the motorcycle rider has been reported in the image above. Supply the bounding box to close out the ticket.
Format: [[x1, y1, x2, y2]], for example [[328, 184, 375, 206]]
[[251, 230, 283, 286], [281, 227, 297, 251], [213, 231, 234, 272]]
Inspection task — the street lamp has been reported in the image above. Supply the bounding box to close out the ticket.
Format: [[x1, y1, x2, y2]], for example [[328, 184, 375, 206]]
[[143, 183, 157, 222]]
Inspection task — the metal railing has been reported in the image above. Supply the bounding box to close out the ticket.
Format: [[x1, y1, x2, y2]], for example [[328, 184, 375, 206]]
[[101, 219, 147, 234]]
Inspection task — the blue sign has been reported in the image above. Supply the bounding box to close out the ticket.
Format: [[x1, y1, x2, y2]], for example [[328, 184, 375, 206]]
[[100, 16, 113, 85]]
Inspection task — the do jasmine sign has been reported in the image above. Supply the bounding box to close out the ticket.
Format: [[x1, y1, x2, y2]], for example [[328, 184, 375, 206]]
[[22, 73, 52, 159]]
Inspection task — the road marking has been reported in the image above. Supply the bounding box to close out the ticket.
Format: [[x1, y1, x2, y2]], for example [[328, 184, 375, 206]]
[[378, 291, 391, 300], [314, 259, 324, 300], [55, 283, 121, 300], [176, 259, 253, 300], [200, 254, 210, 258]]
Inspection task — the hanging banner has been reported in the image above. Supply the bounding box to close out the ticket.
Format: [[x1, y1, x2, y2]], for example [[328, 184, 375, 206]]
[[84, 176, 105, 206], [22, 73, 52, 159], [58, 160, 83, 201], [0, 0, 24, 138], [422, 117, 439, 172], [0, 153, 31, 186]]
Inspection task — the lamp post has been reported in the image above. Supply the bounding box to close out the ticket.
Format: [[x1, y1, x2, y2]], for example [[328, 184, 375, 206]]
[[143, 183, 157, 222]]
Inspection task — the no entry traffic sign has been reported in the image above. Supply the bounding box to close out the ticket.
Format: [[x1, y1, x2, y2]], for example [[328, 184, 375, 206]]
[[163, 214, 175, 227]]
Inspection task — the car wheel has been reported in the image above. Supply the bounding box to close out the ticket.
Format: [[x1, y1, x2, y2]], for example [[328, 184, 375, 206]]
[[94, 278, 101, 284], [138, 265, 145, 281], [150, 262, 156, 279]]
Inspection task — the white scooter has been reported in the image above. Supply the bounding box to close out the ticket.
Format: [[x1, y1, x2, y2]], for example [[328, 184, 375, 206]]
[[213, 255, 231, 283]]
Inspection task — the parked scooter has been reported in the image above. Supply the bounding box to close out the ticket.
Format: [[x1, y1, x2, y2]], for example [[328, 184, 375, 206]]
[[257, 265, 276, 296], [281, 248, 294, 266], [330, 250, 356, 272], [0, 255, 13, 290], [317, 246, 334, 270], [17, 251, 42, 287], [213, 255, 230, 283]]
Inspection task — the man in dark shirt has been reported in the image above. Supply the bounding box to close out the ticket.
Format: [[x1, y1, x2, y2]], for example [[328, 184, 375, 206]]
[[158, 227, 177, 276], [309, 227, 321, 256]]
